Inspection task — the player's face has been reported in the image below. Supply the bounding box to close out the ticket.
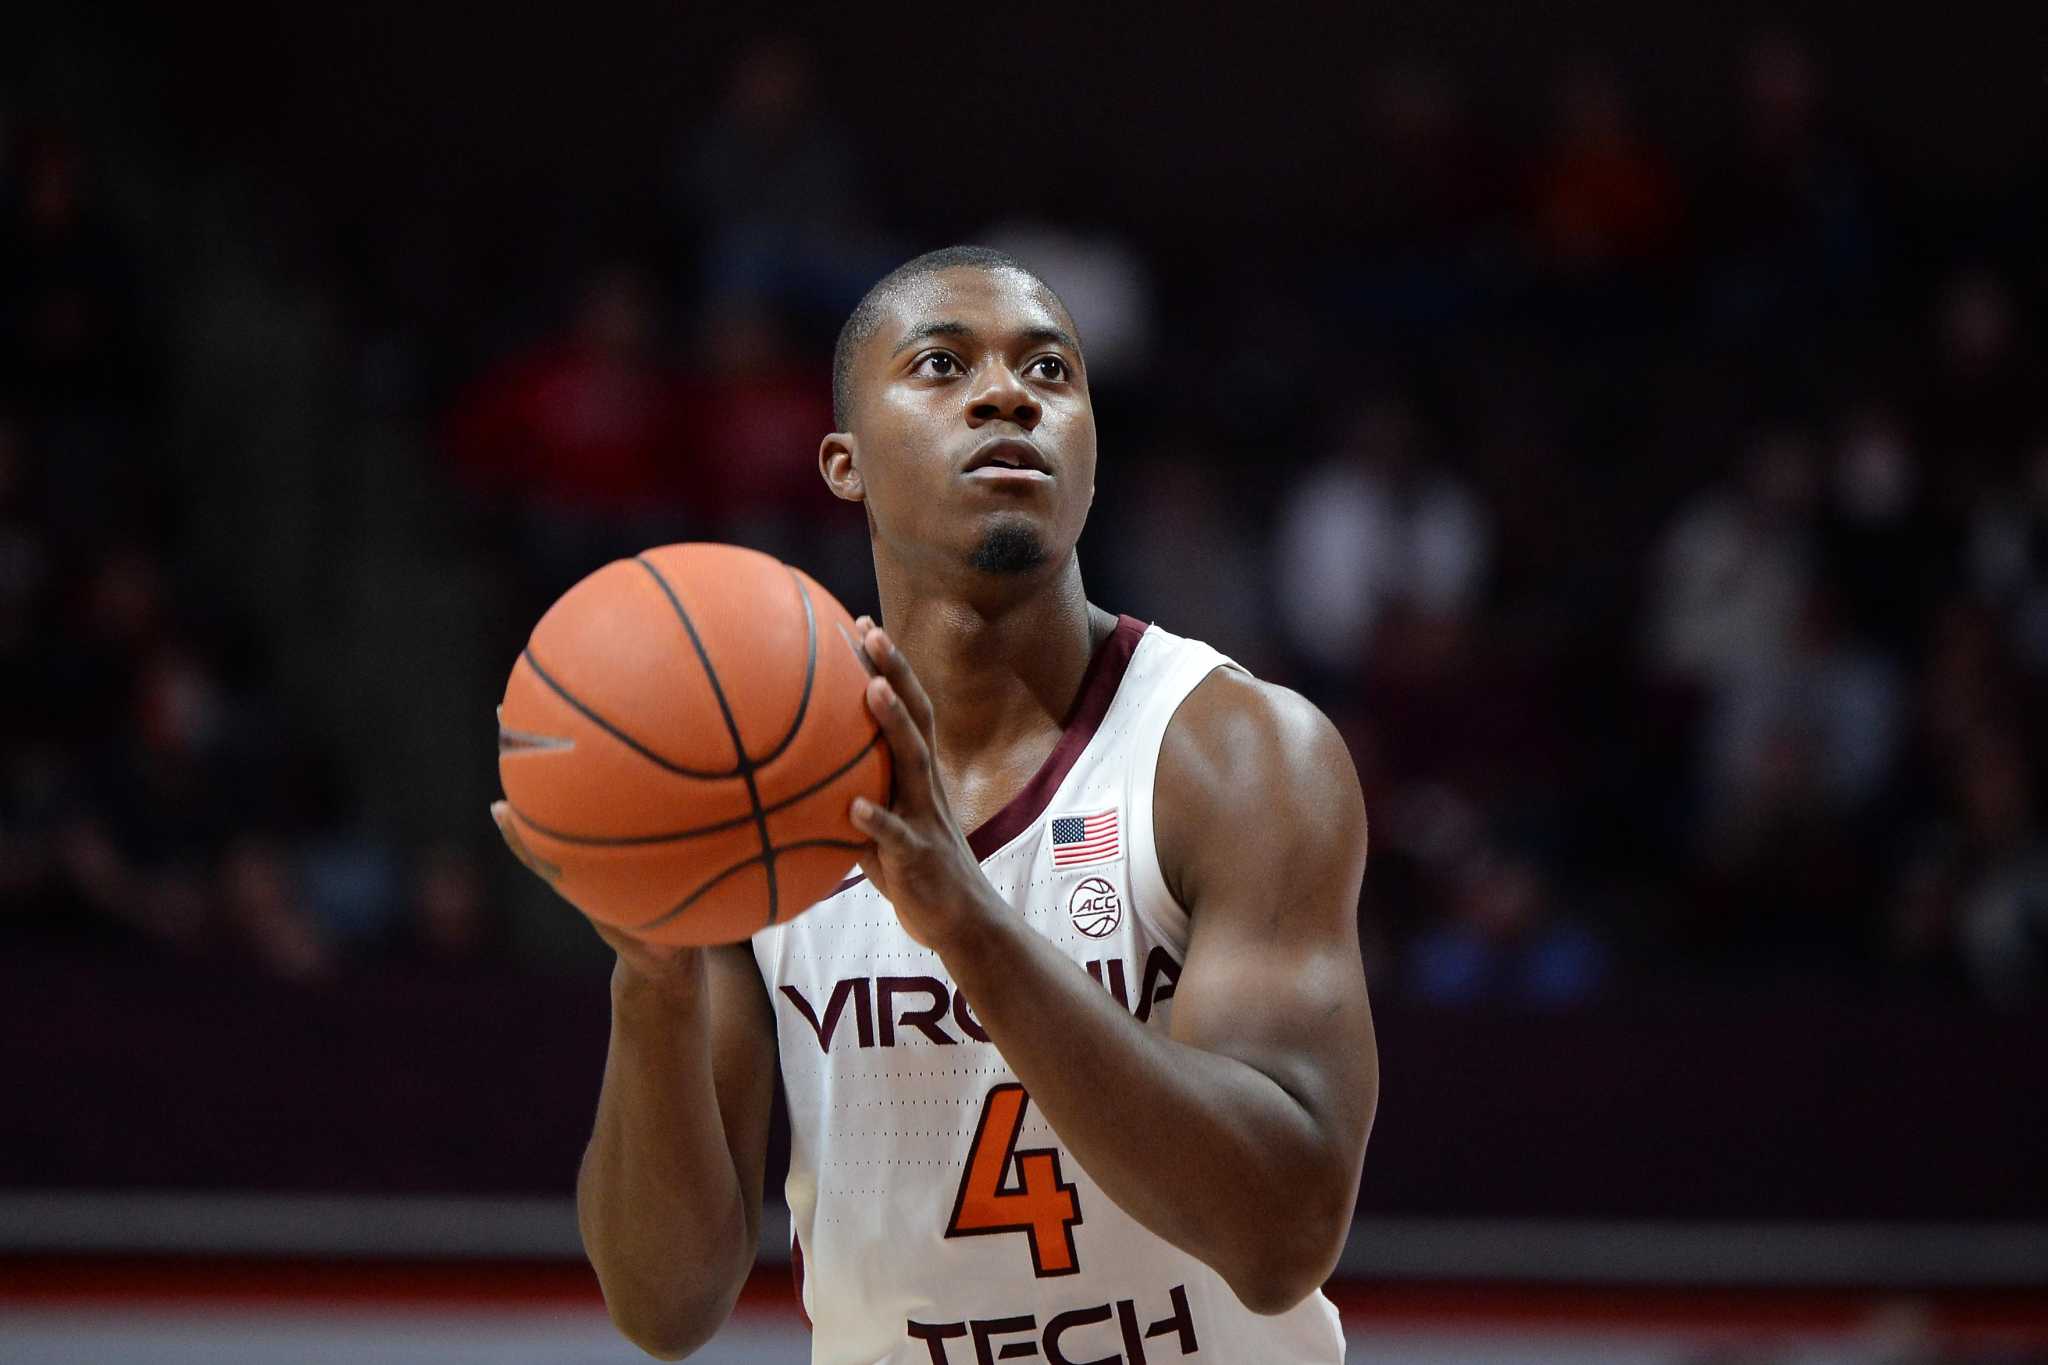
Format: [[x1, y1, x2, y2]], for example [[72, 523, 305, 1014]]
[[826, 267, 1096, 580]]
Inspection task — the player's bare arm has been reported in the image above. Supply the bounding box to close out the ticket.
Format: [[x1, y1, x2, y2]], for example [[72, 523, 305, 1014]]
[[574, 933, 776, 1359], [848, 621, 1377, 1313], [494, 806, 775, 1359]]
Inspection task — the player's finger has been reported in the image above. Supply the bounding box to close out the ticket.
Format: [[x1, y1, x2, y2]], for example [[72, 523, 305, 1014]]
[[853, 846, 886, 887], [850, 615, 878, 661], [590, 921, 686, 988], [862, 628, 936, 739], [490, 801, 562, 883], [588, 919, 640, 957], [588, 915, 672, 964], [838, 620, 879, 681], [865, 675, 934, 808], [850, 794, 916, 849]]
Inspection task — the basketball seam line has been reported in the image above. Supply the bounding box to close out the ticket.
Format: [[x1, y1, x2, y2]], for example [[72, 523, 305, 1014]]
[[506, 730, 884, 847], [631, 838, 868, 934], [634, 554, 780, 927], [751, 566, 818, 768], [519, 647, 736, 780]]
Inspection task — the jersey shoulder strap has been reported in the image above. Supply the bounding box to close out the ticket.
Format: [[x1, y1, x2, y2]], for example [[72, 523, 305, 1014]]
[[1118, 623, 1240, 951]]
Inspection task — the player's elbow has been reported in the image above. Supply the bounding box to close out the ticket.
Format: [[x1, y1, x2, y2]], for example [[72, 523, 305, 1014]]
[[579, 1171, 751, 1358], [1226, 1257, 1332, 1317], [1226, 1226, 1347, 1315], [623, 1331, 694, 1363], [1225, 1168, 1357, 1315], [593, 1254, 746, 1362], [607, 1289, 731, 1361]]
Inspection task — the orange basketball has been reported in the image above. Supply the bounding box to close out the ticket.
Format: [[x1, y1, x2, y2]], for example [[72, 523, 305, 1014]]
[[495, 543, 889, 945]]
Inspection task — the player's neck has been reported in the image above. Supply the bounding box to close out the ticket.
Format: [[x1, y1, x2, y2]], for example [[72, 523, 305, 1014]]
[[874, 552, 1113, 764]]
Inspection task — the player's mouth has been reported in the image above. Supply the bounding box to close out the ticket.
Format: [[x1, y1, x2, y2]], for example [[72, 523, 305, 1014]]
[[963, 437, 1053, 483]]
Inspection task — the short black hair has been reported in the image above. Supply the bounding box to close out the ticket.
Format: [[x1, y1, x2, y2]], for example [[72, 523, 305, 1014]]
[[830, 245, 1072, 430]]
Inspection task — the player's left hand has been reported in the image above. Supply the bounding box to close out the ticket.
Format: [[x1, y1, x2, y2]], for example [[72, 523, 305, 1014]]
[[845, 617, 1001, 954]]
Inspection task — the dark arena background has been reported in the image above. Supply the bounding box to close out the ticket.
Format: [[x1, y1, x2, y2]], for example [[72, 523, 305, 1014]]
[[4, 2, 2046, 1361]]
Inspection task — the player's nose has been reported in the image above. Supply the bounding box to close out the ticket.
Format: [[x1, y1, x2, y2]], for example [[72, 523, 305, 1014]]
[[965, 364, 1040, 431]]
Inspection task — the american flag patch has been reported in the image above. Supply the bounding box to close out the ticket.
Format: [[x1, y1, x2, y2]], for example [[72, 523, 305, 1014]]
[[1050, 809, 1120, 866]]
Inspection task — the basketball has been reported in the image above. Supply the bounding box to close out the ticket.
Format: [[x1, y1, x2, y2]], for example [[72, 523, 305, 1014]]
[[495, 543, 889, 945]]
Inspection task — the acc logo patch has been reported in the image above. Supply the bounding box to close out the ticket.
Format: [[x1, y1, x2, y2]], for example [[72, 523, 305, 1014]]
[[1067, 877, 1122, 938]]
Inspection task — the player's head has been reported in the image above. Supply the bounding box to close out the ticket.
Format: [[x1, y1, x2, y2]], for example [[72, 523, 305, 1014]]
[[820, 246, 1095, 585]]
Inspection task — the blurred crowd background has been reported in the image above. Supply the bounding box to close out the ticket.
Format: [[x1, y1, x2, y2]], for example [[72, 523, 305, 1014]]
[[3, 4, 2045, 1025]]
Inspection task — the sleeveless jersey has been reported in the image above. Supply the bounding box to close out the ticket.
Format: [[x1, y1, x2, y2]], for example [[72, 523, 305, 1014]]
[[751, 616, 1346, 1365]]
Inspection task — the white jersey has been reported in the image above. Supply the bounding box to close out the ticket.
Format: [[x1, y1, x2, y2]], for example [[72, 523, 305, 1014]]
[[752, 616, 1346, 1365]]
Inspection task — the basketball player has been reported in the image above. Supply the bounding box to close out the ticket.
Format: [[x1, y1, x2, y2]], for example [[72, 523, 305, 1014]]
[[494, 246, 1376, 1362]]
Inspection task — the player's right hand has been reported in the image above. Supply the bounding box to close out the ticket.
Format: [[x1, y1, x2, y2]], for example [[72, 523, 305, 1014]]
[[490, 800, 704, 1005], [590, 918, 707, 1010], [490, 800, 563, 886]]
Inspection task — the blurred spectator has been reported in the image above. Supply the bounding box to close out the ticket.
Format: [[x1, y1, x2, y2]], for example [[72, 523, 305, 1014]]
[[1328, 61, 1507, 332], [1885, 598, 2042, 1001], [387, 842, 500, 967], [446, 266, 696, 605], [56, 638, 238, 954], [1699, 30, 1879, 342], [1272, 399, 1490, 689], [1923, 267, 2034, 476], [1105, 443, 1271, 670], [1705, 590, 1905, 852], [1817, 404, 1947, 659], [1702, 409, 1929, 840], [222, 835, 332, 981], [1888, 838, 1969, 993], [1402, 843, 1608, 1008], [447, 265, 686, 515], [682, 294, 836, 543], [1948, 729, 2048, 1008], [290, 755, 405, 953], [1350, 61, 1502, 256], [983, 210, 1157, 389], [0, 127, 144, 418], [675, 39, 887, 322], [1967, 437, 2048, 673], [1525, 59, 1685, 270], [1918, 600, 2025, 770], [1651, 428, 1816, 691], [1897, 725, 2048, 1008], [48, 545, 174, 747]]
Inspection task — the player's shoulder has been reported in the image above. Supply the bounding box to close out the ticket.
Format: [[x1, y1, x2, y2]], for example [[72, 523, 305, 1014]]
[[1149, 661, 1366, 915], [1160, 663, 1351, 789], [1153, 662, 1365, 880]]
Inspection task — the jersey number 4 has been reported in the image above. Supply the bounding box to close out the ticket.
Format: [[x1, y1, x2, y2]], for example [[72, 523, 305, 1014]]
[[944, 1083, 1083, 1276]]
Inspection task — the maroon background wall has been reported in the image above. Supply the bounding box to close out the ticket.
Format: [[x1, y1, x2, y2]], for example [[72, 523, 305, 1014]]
[[8, 955, 2041, 1222]]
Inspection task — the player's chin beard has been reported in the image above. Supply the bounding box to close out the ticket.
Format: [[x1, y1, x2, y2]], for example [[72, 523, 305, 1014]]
[[969, 520, 1049, 575]]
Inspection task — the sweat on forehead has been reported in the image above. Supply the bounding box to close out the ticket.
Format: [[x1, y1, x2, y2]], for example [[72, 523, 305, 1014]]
[[830, 245, 1076, 429]]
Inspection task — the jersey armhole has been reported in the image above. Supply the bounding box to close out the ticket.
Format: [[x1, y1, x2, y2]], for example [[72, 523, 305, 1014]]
[[1126, 658, 1242, 954]]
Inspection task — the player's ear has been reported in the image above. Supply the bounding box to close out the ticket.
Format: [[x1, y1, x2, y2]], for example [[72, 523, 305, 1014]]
[[820, 431, 864, 503]]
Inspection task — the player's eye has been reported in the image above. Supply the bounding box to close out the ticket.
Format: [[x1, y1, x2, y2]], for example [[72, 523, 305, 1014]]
[[1028, 356, 1069, 381], [913, 352, 961, 377]]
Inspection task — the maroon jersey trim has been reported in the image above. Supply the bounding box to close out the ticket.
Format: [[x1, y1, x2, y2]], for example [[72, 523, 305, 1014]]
[[823, 614, 1148, 898], [964, 613, 1146, 859]]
